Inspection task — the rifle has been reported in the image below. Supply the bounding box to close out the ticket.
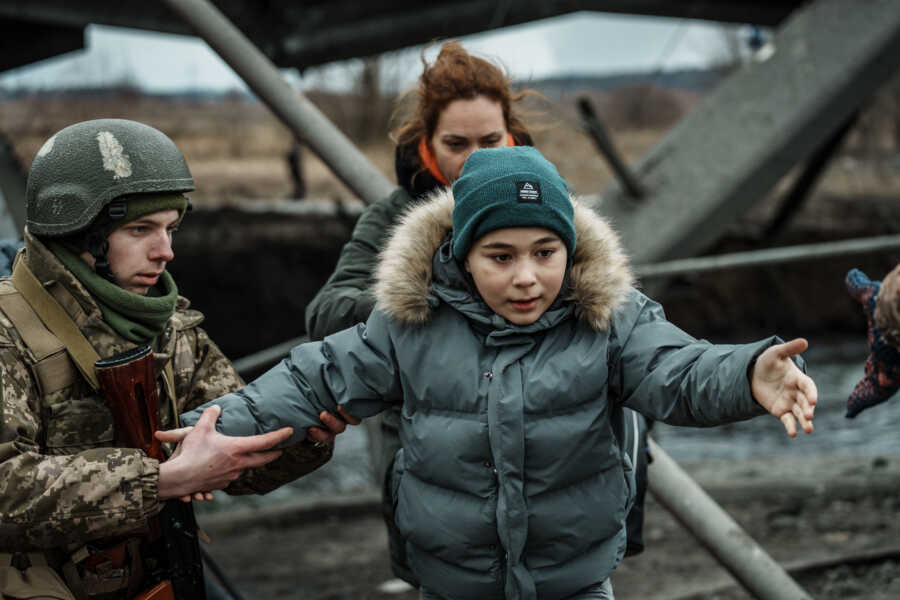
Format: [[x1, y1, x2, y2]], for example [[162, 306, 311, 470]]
[[95, 345, 205, 600]]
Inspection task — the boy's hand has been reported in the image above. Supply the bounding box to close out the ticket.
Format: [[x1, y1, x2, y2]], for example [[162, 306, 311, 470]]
[[750, 338, 818, 437]]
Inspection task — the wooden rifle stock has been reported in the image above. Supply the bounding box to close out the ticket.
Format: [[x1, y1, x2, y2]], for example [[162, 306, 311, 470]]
[[94, 345, 206, 600], [95, 344, 164, 461]]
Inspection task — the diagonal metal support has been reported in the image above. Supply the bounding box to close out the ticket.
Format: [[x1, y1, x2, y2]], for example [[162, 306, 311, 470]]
[[648, 438, 813, 600], [596, 0, 900, 265], [577, 96, 645, 200], [160, 0, 396, 206], [762, 110, 858, 239]]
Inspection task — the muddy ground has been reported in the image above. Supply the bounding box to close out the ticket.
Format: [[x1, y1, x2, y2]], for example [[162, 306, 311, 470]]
[[197, 455, 900, 599]]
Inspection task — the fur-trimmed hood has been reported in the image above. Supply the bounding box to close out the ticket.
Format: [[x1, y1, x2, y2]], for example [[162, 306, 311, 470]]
[[374, 187, 634, 331]]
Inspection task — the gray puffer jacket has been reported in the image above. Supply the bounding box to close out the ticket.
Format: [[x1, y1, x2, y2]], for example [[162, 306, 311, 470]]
[[184, 189, 776, 600]]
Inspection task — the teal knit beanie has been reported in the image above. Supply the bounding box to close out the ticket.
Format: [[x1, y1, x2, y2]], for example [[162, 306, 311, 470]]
[[451, 146, 575, 262]]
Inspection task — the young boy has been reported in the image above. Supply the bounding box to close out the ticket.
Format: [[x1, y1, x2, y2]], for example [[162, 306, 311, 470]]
[[180, 146, 817, 600]]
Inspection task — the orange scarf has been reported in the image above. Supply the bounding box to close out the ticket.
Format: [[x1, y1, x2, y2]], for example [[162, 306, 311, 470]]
[[418, 132, 515, 186]]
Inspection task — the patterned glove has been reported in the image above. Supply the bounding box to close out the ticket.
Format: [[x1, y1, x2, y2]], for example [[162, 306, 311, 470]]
[[845, 268, 900, 418]]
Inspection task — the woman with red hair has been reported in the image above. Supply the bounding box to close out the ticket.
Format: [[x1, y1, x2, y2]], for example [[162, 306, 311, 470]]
[[390, 41, 535, 196]]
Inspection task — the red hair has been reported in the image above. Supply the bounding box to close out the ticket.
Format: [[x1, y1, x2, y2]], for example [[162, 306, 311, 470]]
[[391, 42, 533, 147]]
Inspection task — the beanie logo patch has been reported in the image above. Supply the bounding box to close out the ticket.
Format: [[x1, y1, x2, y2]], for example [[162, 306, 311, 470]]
[[516, 181, 542, 203]]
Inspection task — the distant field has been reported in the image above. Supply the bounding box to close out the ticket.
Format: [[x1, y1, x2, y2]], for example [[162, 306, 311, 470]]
[[2, 82, 898, 218], [0, 85, 696, 206]]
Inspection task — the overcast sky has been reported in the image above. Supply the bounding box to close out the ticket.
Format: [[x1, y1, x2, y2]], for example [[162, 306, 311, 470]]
[[0, 12, 752, 93]]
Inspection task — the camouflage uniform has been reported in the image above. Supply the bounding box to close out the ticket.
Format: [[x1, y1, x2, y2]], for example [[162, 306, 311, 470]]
[[0, 118, 330, 598], [0, 230, 331, 554]]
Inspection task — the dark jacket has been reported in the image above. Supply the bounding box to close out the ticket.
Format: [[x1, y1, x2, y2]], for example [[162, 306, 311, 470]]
[[306, 135, 533, 340], [186, 189, 776, 600]]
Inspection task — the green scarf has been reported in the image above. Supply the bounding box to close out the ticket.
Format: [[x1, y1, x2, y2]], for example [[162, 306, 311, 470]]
[[49, 242, 178, 344]]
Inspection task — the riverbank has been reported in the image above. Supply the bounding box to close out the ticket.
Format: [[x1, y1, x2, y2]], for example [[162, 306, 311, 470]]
[[196, 453, 900, 599]]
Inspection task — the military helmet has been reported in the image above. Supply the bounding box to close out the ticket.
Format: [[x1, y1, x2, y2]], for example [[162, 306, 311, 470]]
[[26, 119, 194, 236]]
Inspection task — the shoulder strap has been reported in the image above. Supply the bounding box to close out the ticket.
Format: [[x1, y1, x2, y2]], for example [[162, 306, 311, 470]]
[[0, 288, 65, 360], [163, 360, 179, 427], [0, 285, 79, 396], [10, 257, 100, 390]]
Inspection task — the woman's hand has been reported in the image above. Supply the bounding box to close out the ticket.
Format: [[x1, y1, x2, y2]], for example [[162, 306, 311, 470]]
[[308, 406, 362, 444], [750, 338, 818, 437]]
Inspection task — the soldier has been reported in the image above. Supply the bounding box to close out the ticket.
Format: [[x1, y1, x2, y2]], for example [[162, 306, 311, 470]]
[[0, 119, 340, 600]]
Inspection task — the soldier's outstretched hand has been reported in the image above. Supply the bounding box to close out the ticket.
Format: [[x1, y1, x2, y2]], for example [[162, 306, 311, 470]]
[[750, 338, 817, 437], [155, 405, 293, 501]]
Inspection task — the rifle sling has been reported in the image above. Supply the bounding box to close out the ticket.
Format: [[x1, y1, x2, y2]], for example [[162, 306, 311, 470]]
[[163, 361, 179, 428], [11, 258, 101, 390]]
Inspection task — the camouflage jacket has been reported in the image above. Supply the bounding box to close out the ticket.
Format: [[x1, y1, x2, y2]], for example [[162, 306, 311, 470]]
[[0, 231, 331, 551]]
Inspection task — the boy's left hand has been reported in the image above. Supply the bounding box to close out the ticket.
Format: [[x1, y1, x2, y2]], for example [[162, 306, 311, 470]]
[[750, 338, 818, 437]]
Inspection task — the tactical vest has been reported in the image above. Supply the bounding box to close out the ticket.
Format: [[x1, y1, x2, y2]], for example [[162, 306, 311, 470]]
[[0, 259, 198, 443], [0, 257, 201, 599]]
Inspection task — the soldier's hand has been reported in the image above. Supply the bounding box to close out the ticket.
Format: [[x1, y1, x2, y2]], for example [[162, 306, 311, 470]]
[[156, 405, 293, 501], [308, 406, 362, 444], [155, 425, 205, 502]]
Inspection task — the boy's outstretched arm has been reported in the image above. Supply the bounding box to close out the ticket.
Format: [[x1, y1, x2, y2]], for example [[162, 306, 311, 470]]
[[750, 338, 818, 437]]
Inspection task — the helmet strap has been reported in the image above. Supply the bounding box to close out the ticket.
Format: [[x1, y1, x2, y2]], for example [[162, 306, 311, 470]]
[[86, 231, 116, 283], [85, 202, 127, 284]]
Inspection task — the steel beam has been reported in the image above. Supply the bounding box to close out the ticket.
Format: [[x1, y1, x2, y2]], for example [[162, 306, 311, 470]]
[[0, 1, 192, 36], [161, 0, 396, 206], [276, 1, 801, 67], [0, 19, 83, 72], [596, 0, 900, 264], [0, 1, 804, 73], [635, 234, 900, 279], [577, 97, 645, 199], [648, 438, 813, 600]]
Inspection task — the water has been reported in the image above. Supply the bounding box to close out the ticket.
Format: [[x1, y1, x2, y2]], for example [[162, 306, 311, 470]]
[[197, 335, 899, 515]]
